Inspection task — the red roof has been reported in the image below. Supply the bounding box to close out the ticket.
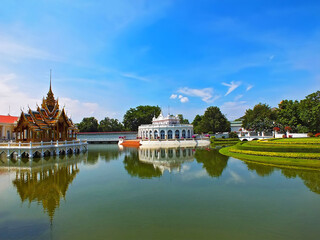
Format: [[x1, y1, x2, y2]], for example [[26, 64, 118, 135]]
[[0, 115, 19, 124]]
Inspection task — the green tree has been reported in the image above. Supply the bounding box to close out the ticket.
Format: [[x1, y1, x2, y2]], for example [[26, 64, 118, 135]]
[[192, 114, 203, 133], [77, 117, 98, 132], [299, 91, 320, 133], [177, 114, 189, 124], [276, 100, 302, 132], [196, 106, 230, 133], [98, 117, 124, 132], [242, 103, 276, 132], [123, 105, 161, 131]]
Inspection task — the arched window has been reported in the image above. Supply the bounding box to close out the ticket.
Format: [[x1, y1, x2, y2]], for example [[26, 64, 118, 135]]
[[175, 130, 180, 139], [182, 130, 186, 138], [168, 149, 173, 158], [160, 130, 165, 139], [154, 130, 158, 139], [168, 130, 173, 139], [187, 130, 191, 138], [149, 130, 152, 139]]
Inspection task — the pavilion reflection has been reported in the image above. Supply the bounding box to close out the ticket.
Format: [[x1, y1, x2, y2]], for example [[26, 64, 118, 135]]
[[138, 147, 195, 174], [0, 154, 87, 222], [124, 147, 195, 178]]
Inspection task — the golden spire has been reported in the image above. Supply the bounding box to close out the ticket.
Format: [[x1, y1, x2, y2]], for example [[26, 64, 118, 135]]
[[45, 70, 56, 112]]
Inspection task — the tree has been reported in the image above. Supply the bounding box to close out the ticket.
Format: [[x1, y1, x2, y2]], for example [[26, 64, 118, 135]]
[[192, 115, 203, 133], [242, 103, 276, 132], [276, 100, 302, 132], [299, 91, 320, 133], [77, 117, 99, 132], [195, 107, 230, 133], [123, 105, 161, 131], [177, 114, 189, 124], [98, 117, 124, 132]]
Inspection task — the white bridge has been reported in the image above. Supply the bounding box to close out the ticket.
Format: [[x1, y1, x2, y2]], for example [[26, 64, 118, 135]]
[[0, 139, 88, 159], [239, 136, 272, 141]]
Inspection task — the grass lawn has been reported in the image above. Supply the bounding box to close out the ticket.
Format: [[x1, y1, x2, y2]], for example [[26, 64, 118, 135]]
[[219, 138, 320, 169]]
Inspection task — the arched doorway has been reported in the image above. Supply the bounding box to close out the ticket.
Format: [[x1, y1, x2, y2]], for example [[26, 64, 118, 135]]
[[154, 130, 158, 139], [187, 130, 191, 138], [175, 130, 180, 139], [160, 130, 165, 139], [182, 130, 186, 138], [168, 130, 173, 139]]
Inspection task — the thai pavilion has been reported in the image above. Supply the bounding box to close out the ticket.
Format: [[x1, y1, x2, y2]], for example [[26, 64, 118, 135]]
[[14, 82, 78, 142], [138, 112, 194, 140]]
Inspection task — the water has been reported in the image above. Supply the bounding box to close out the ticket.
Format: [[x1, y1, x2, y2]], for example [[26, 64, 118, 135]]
[[0, 144, 320, 240]]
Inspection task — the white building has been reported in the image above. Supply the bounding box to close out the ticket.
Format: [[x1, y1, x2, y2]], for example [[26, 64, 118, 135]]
[[138, 112, 194, 140]]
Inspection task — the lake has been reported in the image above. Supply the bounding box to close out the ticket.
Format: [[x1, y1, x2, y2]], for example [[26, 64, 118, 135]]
[[0, 144, 319, 240]]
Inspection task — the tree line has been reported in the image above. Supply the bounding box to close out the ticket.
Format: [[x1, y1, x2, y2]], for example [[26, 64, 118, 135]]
[[77, 105, 231, 133], [241, 91, 320, 133]]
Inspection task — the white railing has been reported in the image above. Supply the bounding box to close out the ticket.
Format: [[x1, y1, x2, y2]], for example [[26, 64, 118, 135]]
[[139, 124, 193, 128], [0, 139, 87, 148]]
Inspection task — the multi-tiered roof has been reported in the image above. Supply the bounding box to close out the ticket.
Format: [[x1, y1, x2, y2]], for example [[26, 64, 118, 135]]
[[14, 81, 78, 141]]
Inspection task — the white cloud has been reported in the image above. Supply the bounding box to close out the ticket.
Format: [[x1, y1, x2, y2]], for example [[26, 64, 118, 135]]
[[178, 95, 183, 99], [178, 87, 219, 103], [121, 73, 150, 82], [246, 84, 253, 91], [220, 101, 249, 120], [170, 94, 177, 99], [180, 96, 189, 103], [222, 81, 241, 96], [234, 94, 243, 101]]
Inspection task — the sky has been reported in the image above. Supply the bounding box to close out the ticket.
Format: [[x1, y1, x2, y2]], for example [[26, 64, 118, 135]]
[[0, 0, 319, 123]]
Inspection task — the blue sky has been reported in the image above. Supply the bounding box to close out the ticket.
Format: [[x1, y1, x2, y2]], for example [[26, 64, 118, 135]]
[[0, 0, 319, 122]]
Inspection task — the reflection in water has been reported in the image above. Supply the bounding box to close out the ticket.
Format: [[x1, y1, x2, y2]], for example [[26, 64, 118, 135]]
[[86, 144, 132, 165], [242, 160, 320, 194], [245, 162, 275, 177], [124, 147, 196, 178], [195, 148, 229, 178], [124, 152, 162, 179], [0, 154, 87, 222], [138, 147, 195, 173]]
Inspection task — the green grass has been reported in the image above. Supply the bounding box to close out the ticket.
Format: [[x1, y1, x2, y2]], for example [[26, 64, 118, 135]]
[[219, 138, 320, 169]]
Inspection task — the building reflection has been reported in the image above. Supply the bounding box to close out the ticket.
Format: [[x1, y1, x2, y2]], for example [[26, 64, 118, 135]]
[[0, 154, 86, 222], [194, 148, 229, 178], [124, 147, 195, 178], [138, 147, 195, 173]]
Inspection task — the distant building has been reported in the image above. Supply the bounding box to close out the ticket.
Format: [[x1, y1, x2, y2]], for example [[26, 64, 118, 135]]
[[138, 112, 194, 139], [230, 120, 242, 132], [14, 82, 78, 142], [0, 115, 19, 140]]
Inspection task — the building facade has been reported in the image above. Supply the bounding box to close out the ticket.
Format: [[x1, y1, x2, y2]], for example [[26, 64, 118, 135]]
[[138, 112, 193, 140], [0, 115, 19, 140], [14, 82, 78, 142]]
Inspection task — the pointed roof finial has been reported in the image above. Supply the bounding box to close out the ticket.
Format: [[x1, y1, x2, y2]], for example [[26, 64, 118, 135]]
[[49, 69, 52, 92]]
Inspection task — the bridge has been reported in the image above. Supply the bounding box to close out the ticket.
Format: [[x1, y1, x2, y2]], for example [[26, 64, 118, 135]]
[[239, 136, 272, 141], [77, 132, 137, 144]]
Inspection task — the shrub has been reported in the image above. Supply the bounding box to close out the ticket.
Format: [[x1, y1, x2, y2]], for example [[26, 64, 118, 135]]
[[222, 136, 225, 139], [315, 133, 320, 137], [284, 126, 292, 132], [229, 132, 239, 138], [273, 127, 280, 132], [282, 134, 287, 138], [307, 132, 314, 137]]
